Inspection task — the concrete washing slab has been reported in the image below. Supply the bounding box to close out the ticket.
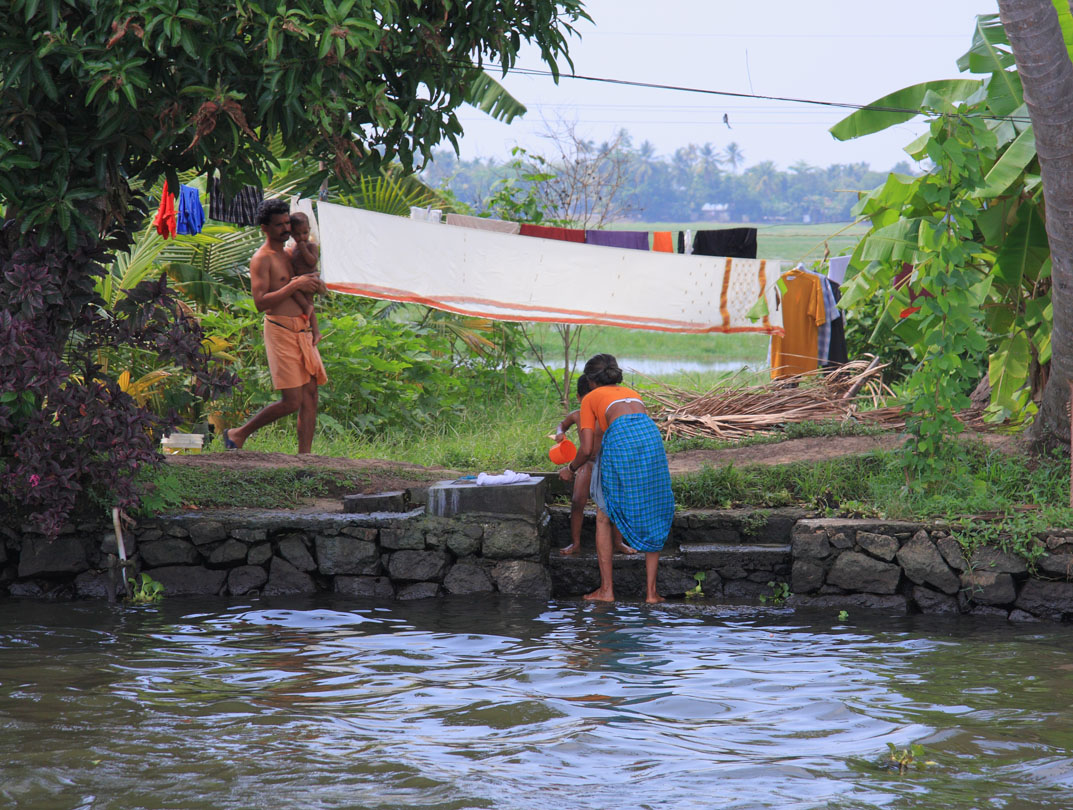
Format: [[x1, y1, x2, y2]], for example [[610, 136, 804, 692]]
[[426, 477, 546, 520]]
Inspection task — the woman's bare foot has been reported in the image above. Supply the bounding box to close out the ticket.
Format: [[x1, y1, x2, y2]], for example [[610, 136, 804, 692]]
[[559, 544, 581, 556], [583, 587, 614, 602], [645, 593, 665, 604], [613, 542, 638, 555]]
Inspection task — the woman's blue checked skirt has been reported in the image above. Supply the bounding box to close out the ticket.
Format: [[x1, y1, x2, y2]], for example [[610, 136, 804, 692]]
[[599, 413, 675, 552]]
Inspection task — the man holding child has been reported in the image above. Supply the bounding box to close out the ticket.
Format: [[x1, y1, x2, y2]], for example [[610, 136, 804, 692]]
[[223, 199, 327, 454]]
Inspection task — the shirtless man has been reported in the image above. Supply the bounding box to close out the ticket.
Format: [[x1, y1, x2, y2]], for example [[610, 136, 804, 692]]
[[223, 199, 327, 454]]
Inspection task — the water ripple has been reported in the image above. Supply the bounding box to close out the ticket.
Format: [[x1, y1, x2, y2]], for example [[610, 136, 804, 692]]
[[2, 597, 1073, 809]]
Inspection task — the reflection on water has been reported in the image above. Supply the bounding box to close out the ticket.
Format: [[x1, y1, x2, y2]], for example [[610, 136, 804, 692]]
[[2, 596, 1073, 810]]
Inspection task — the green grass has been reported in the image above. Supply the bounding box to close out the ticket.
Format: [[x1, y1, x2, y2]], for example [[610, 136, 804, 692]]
[[139, 466, 361, 513], [672, 440, 1072, 526], [200, 386, 569, 472]]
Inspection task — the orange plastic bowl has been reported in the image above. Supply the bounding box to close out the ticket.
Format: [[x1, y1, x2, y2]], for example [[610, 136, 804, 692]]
[[549, 438, 577, 465]]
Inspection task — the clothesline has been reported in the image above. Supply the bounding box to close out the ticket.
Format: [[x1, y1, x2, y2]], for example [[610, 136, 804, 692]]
[[317, 201, 786, 335]]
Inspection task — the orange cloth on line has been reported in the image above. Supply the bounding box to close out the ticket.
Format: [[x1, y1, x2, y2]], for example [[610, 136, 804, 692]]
[[153, 181, 177, 239], [770, 270, 827, 379], [579, 385, 644, 433], [652, 231, 674, 253], [262, 314, 328, 390]]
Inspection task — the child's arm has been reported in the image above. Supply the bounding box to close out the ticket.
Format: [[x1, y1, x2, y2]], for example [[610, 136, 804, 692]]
[[293, 289, 314, 318], [554, 410, 581, 442], [294, 242, 327, 295]]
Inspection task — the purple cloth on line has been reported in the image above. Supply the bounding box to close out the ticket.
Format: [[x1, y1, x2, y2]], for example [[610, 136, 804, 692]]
[[585, 230, 650, 251]]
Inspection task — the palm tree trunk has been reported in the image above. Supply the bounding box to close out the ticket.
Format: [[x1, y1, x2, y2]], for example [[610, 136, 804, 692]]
[[998, 0, 1073, 448]]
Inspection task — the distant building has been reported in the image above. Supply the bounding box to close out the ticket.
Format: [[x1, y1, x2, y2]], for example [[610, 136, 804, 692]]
[[700, 202, 731, 222]]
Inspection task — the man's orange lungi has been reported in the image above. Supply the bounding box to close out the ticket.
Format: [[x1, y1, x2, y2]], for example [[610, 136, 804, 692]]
[[262, 314, 328, 390]]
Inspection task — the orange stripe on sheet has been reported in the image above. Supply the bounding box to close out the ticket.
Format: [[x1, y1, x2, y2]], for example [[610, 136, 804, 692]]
[[759, 260, 771, 331], [326, 282, 784, 335], [331, 281, 702, 328], [719, 257, 733, 329]]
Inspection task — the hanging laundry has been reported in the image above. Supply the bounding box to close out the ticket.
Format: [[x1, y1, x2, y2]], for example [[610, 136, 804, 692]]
[[175, 184, 205, 236], [409, 206, 442, 223], [801, 267, 840, 365], [519, 223, 586, 243], [823, 279, 848, 368], [209, 175, 263, 226], [445, 212, 521, 235], [153, 181, 177, 239], [585, 230, 649, 250], [317, 202, 783, 334], [828, 255, 851, 285], [686, 227, 758, 259], [770, 267, 826, 379], [652, 232, 675, 253], [680, 230, 695, 255]]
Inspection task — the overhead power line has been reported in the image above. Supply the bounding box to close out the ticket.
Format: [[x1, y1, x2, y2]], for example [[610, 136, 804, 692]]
[[475, 62, 1032, 125]]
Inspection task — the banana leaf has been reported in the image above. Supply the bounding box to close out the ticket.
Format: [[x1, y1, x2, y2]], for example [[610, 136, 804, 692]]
[[464, 71, 528, 123], [830, 79, 983, 141], [974, 125, 1035, 198]]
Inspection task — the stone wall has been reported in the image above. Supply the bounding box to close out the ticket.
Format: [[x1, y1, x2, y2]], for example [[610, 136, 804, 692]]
[[2, 509, 552, 601], [7, 501, 1073, 624], [550, 506, 803, 601], [789, 519, 1073, 622]]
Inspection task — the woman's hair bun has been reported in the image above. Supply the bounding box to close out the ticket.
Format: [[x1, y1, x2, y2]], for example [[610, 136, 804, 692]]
[[583, 353, 623, 386]]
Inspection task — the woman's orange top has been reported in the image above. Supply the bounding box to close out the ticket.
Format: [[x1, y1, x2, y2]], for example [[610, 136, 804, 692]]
[[579, 385, 644, 433]]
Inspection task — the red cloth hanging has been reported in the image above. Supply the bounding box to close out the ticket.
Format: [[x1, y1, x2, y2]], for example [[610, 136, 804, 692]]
[[518, 223, 585, 243], [153, 181, 177, 239]]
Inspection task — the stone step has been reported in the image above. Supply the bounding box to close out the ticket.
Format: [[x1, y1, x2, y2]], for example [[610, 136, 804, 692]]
[[548, 542, 793, 600], [677, 542, 792, 570], [546, 505, 803, 549]]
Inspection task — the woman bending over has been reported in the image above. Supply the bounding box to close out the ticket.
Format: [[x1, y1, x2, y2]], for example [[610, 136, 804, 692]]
[[558, 354, 675, 603]]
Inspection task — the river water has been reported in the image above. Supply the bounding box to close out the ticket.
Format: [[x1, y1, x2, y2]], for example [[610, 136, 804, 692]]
[[2, 596, 1072, 810]]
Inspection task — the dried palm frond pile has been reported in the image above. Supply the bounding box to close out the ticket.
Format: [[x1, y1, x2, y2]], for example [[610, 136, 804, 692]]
[[652, 357, 905, 441]]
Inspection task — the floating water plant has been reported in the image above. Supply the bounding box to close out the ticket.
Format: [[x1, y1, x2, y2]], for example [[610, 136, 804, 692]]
[[885, 743, 937, 775], [685, 571, 706, 599], [128, 573, 165, 605]]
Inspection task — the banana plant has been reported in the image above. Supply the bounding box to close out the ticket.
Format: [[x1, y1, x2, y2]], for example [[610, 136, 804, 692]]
[[829, 11, 1068, 423]]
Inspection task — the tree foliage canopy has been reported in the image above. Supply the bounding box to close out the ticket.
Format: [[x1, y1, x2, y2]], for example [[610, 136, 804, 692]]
[[0, 0, 588, 536], [1, 0, 588, 237]]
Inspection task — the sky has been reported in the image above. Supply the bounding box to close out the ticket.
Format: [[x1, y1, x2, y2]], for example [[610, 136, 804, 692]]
[[449, 1, 1001, 172]]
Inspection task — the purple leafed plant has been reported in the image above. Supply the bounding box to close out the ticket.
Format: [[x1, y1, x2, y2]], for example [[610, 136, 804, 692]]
[[0, 216, 237, 538]]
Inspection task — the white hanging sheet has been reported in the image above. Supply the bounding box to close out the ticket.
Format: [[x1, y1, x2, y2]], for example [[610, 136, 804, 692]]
[[317, 202, 783, 334]]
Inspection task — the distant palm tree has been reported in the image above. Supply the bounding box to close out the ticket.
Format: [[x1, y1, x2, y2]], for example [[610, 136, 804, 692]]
[[723, 142, 745, 173]]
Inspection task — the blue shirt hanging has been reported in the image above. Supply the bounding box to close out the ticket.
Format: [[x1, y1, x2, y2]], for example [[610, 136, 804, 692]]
[[176, 184, 205, 235]]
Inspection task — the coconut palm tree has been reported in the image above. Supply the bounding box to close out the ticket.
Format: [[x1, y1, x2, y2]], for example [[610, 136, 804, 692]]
[[997, 0, 1073, 447], [723, 142, 745, 173]]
